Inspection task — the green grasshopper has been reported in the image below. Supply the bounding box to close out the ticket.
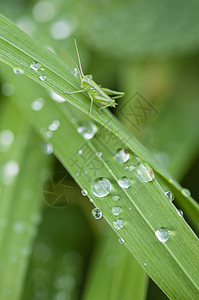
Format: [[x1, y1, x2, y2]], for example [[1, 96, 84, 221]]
[[64, 39, 125, 115]]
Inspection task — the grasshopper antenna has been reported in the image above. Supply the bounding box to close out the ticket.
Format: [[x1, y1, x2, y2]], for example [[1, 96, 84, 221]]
[[60, 49, 81, 79], [74, 39, 84, 76]]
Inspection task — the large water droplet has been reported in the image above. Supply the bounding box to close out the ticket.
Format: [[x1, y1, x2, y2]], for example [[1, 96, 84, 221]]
[[77, 121, 97, 140], [165, 191, 174, 201], [30, 61, 40, 71], [49, 90, 66, 103], [1, 160, 20, 185], [112, 206, 121, 216], [39, 75, 47, 81], [181, 188, 191, 197], [92, 208, 102, 219], [81, 189, 88, 196], [41, 143, 53, 155], [155, 228, 171, 243], [113, 218, 124, 230], [134, 162, 154, 183], [114, 148, 129, 163], [48, 120, 60, 131], [0, 130, 14, 152], [118, 176, 131, 188], [91, 178, 111, 197], [13, 68, 24, 75], [31, 97, 45, 111]]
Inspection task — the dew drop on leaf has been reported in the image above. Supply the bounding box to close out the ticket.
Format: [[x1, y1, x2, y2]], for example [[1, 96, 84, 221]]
[[113, 195, 119, 201], [77, 121, 97, 140], [165, 191, 174, 201], [114, 148, 130, 163], [48, 120, 60, 131], [41, 143, 53, 155], [118, 176, 131, 188], [134, 162, 155, 183], [118, 237, 125, 244], [181, 188, 191, 197], [155, 228, 171, 243], [30, 61, 40, 71], [92, 208, 102, 219], [39, 75, 47, 81], [113, 218, 124, 229], [91, 178, 111, 197], [112, 206, 121, 216], [13, 68, 24, 75], [81, 189, 88, 196]]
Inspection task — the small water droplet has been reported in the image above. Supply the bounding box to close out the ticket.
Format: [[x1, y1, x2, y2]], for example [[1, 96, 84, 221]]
[[30, 61, 40, 71], [49, 90, 66, 103], [13, 68, 24, 75], [81, 189, 88, 196], [165, 191, 174, 201], [114, 148, 130, 163], [76, 173, 80, 176], [41, 67, 45, 71], [155, 228, 171, 243], [134, 162, 154, 183], [113, 195, 119, 201], [48, 120, 60, 131], [91, 178, 111, 197], [77, 121, 97, 140], [129, 207, 132, 210], [0, 130, 14, 152], [41, 143, 53, 155], [40, 128, 53, 139], [118, 176, 131, 188], [96, 152, 102, 157], [112, 206, 121, 216], [1, 160, 20, 185], [92, 208, 102, 219], [39, 75, 47, 81], [31, 97, 45, 111], [177, 209, 183, 217], [181, 188, 191, 197], [89, 198, 94, 203], [128, 165, 135, 171], [13, 221, 25, 234], [113, 218, 124, 230], [77, 149, 83, 155], [71, 68, 79, 77], [118, 237, 125, 244]]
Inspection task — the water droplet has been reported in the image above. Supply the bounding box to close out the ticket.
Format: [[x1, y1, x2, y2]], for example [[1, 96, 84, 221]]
[[33, 1, 55, 23], [91, 178, 111, 197], [128, 165, 135, 171], [1, 83, 15, 96], [13, 68, 23, 75], [0, 160, 20, 185], [112, 206, 121, 216], [118, 237, 125, 244], [31, 97, 45, 111], [50, 20, 74, 40], [48, 120, 60, 131], [165, 191, 174, 201], [113, 195, 119, 201], [177, 209, 183, 217], [181, 188, 191, 197], [134, 162, 154, 183], [92, 208, 102, 219], [41, 67, 45, 71], [0, 130, 14, 152], [49, 90, 66, 103], [113, 218, 124, 230], [96, 152, 102, 157], [89, 198, 94, 203], [81, 189, 88, 196], [41, 143, 53, 155], [39, 75, 47, 81], [118, 176, 131, 188], [114, 148, 130, 163], [77, 121, 97, 140], [155, 228, 171, 243], [13, 221, 25, 234], [40, 128, 53, 139], [71, 68, 79, 77], [77, 149, 83, 155], [30, 61, 40, 71]]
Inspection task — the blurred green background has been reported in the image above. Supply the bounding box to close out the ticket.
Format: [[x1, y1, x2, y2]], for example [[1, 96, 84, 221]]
[[0, 0, 199, 299]]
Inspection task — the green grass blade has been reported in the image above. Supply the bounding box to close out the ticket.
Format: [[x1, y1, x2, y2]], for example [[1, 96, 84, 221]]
[[0, 102, 51, 299], [0, 12, 197, 202], [1, 64, 199, 300]]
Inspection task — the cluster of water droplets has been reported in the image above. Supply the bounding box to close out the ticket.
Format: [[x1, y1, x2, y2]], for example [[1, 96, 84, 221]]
[[30, 61, 47, 82]]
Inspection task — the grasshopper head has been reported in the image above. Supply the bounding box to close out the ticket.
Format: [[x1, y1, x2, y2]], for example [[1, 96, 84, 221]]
[[81, 75, 93, 87]]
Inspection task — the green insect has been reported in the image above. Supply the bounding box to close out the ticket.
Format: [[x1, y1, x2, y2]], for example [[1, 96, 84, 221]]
[[64, 39, 125, 115]]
